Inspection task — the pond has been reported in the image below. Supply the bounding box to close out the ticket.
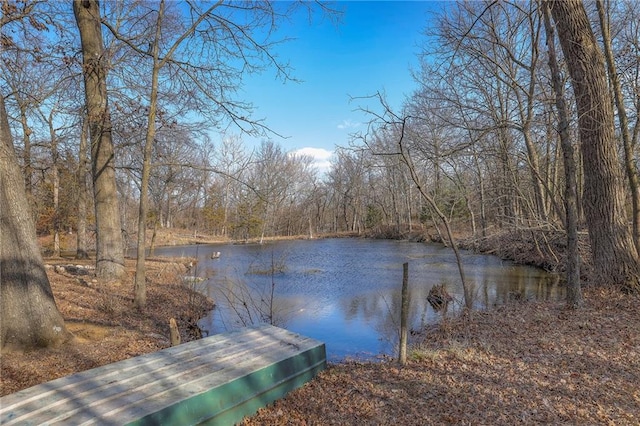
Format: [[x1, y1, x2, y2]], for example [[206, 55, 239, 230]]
[[152, 238, 561, 362]]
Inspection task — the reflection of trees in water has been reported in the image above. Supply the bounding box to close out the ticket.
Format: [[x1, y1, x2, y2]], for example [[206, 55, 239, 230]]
[[491, 270, 562, 305], [536, 275, 561, 300], [334, 269, 562, 355], [211, 246, 299, 329], [194, 240, 563, 359], [337, 290, 430, 355], [209, 275, 299, 331], [343, 295, 389, 322]]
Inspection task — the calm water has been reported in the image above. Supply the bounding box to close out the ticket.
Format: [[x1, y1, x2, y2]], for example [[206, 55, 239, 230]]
[[152, 238, 561, 361]]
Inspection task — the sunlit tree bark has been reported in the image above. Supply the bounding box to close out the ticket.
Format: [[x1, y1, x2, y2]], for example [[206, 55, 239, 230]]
[[548, 0, 640, 291], [0, 93, 70, 350], [542, 1, 582, 307], [74, 0, 125, 281], [596, 0, 640, 253], [76, 116, 89, 259]]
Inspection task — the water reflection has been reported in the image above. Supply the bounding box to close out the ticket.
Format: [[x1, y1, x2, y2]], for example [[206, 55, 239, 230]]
[[151, 238, 562, 361]]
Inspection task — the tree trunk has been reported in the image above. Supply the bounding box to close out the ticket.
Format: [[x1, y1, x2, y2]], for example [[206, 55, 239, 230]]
[[398, 262, 409, 366], [514, 19, 549, 225], [133, 0, 165, 308], [595, 0, 640, 254], [542, 2, 582, 307], [48, 113, 61, 258], [17, 100, 34, 213], [76, 117, 89, 259], [132, 0, 218, 306], [548, 0, 640, 291], [74, 0, 125, 281], [0, 94, 70, 350], [149, 217, 159, 257]]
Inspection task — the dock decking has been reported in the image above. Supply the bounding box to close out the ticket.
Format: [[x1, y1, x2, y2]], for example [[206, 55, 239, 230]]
[[0, 324, 326, 425]]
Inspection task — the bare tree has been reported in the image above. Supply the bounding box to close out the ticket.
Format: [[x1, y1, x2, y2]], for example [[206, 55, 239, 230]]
[[548, 0, 640, 291], [326, 148, 367, 233], [424, 2, 554, 229], [0, 1, 77, 349], [96, 1, 330, 306], [1, 57, 37, 209], [251, 140, 299, 243], [596, 0, 640, 253], [211, 134, 250, 237], [74, 0, 125, 281], [359, 93, 473, 310], [542, 1, 582, 307], [76, 116, 90, 259]]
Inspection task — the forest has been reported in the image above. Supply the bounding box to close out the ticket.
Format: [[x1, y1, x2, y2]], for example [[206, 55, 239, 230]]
[[1, 0, 640, 345]]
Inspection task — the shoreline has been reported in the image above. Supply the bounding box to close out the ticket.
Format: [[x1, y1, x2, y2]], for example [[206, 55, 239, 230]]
[[241, 286, 640, 424], [5, 228, 632, 424]]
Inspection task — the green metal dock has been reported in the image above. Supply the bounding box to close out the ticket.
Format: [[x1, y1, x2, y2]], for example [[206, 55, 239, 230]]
[[0, 324, 326, 425]]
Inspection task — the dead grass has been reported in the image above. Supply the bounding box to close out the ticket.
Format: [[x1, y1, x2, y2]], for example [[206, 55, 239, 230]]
[[242, 288, 640, 425], [0, 257, 213, 396]]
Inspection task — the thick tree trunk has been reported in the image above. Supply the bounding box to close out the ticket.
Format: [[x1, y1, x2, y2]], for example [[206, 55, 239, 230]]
[[74, 0, 125, 281], [18, 100, 33, 212], [548, 0, 640, 291], [595, 0, 640, 254], [0, 94, 70, 350]]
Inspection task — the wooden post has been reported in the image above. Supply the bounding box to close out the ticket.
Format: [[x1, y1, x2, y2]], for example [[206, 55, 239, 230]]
[[399, 262, 409, 365], [169, 318, 181, 346]]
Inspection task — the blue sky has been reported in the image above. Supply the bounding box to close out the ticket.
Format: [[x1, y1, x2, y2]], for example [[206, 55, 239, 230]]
[[239, 1, 443, 171]]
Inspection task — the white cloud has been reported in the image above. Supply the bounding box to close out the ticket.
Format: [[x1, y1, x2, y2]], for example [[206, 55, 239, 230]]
[[337, 119, 361, 130], [291, 147, 333, 173]]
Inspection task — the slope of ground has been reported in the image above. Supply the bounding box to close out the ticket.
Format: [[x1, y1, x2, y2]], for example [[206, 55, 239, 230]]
[[0, 257, 213, 396], [242, 288, 640, 425]]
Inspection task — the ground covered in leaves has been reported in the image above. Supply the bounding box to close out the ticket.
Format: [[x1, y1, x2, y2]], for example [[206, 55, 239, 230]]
[[2, 230, 640, 425], [242, 288, 640, 425], [0, 257, 213, 396]]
